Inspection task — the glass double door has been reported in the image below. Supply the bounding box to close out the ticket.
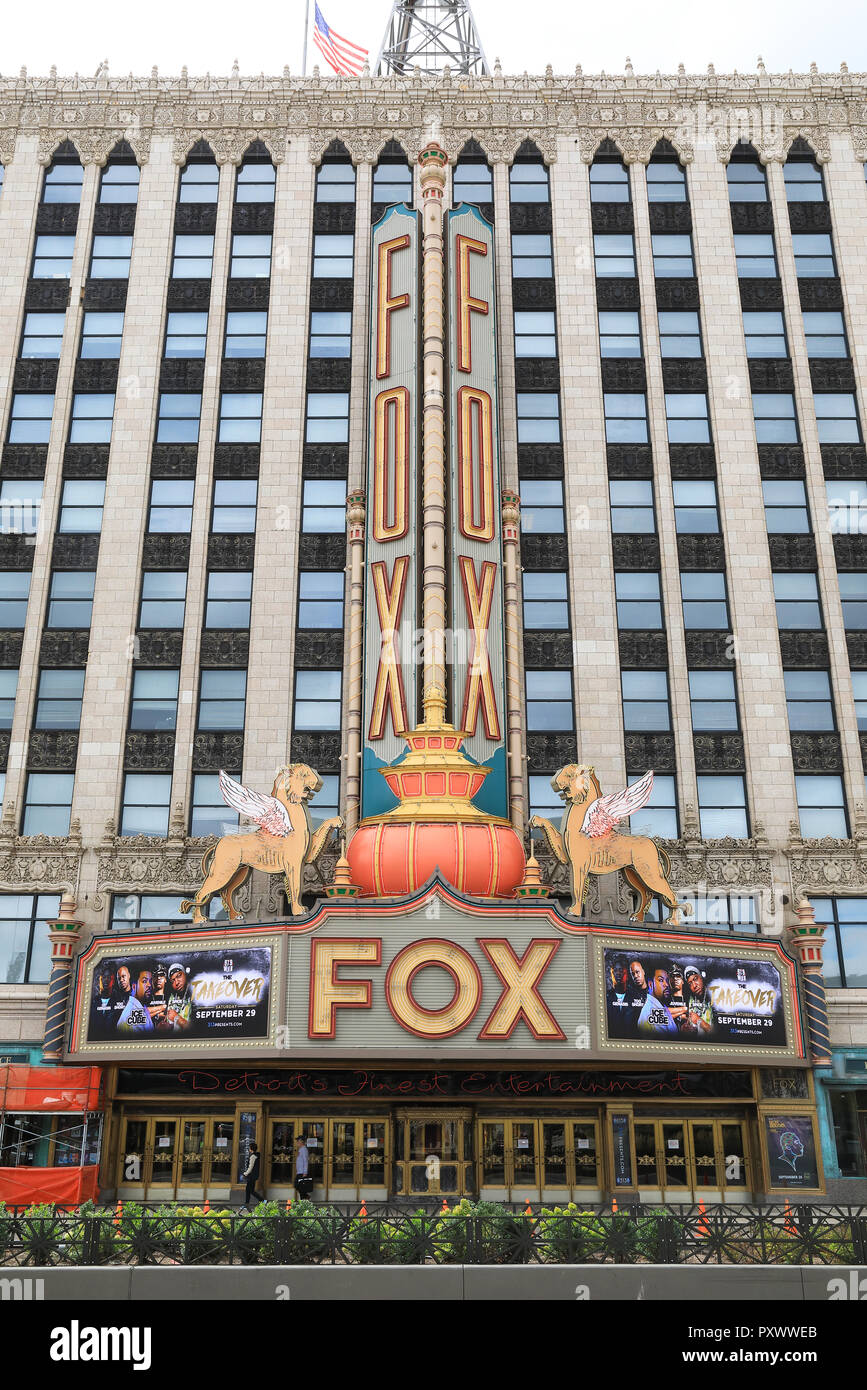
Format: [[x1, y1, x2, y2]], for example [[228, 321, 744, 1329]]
[[633, 1118, 749, 1197], [398, 1117, 474, 1196], [266, 1118, 388, 1194], [480, 1118, 601, 1196], [120, 1116, 235, 1196]]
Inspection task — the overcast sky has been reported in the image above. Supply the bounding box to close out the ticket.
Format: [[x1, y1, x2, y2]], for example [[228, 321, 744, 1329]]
[[4, 0, 866, 77]]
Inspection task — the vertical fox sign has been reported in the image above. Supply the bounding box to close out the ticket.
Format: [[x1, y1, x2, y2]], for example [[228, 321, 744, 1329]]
[[362, 206, 421, 817], [446, 205, 508, 817]]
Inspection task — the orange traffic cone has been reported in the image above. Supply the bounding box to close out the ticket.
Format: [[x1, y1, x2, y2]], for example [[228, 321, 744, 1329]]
[[441, 1197, 449, 1213], [524, 1200, 532, 1216], [285, 1198, 292, 1212], [202, 1197, 210, 1214], [784, 1199, 797, 1236], [611, 1197, 618, 1213], [696, 1199, 710, 1239], [359, 1200, 368, 1221], [113, 1198, 123, 1228]]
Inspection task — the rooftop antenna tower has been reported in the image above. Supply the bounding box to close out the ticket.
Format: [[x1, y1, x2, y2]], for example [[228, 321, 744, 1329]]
[[375, 0, 490, 76]]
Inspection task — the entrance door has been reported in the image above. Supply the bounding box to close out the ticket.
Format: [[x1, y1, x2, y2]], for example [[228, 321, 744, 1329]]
[[118, 1116, 235, 1198], [633, 1119, 750, 1201], [151, 1119, 178, 1189], [480, 1118, 602, 1199], [398, 1116, 473, 1197]]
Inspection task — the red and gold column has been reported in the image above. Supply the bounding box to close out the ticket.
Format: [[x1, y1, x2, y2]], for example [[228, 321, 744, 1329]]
[[789, 897, 832, 1065], [42, 892, 83, 1063]]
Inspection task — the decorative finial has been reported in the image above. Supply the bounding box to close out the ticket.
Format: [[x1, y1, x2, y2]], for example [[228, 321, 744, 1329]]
[[19, 66, 26, 80], [151, 65, 158, 79], [707, 62, 715, 76], [231, 57, 240, 79], [625, 56, 634, 76], [677, 62, 686, 76], [494, 56, 502, 77], [810, 60, 818, 75], [757, 55, 767, 75], [841, 60, 849, 74], [575, 63, 583, 78], [50, 64, 57, 81], [283, 64, 290, 78]]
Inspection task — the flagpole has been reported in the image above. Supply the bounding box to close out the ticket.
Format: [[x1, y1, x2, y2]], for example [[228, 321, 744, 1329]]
[[302, 0, 311, 74]]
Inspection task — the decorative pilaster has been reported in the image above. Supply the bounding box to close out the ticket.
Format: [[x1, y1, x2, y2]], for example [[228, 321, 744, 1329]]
[[502, 488, 525, 835], [344, 489, 366, 837], [42, 892, 83, 1063], [789, 896, 832, 1065], [417, 142, 449, 716]]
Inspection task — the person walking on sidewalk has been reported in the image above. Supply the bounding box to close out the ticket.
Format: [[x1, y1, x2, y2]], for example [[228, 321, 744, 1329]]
[[242, 1141, 262, 1207], [294, 1135, 312, 1201]]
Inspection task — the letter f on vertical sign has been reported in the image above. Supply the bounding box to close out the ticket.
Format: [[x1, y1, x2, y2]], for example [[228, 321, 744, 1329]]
[[456, 234, 489, 373], [376, 235, 411, 379]]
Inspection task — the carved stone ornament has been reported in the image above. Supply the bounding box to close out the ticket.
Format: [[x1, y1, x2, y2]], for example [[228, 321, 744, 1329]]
[[0, 809, 82, 893]]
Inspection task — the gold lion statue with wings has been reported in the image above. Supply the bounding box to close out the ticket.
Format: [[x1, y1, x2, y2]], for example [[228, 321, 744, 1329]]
[[530, 765, 689, 924]]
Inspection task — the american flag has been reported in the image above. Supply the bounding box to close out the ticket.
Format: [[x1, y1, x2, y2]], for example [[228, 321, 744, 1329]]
[[312, 4, 368, 76]]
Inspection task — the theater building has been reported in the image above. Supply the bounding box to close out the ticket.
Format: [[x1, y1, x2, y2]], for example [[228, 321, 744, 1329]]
[[0, 52, 866, 1204]]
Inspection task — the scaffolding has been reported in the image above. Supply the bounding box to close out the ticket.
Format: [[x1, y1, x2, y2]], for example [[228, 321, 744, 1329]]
[[375, 1, 490, 77]]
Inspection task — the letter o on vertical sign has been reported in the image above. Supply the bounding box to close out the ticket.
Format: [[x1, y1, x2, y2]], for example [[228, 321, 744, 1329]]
[[458, 386, 495, 541], [373, 386, 409, 541], [385, 939, 482, 1037]]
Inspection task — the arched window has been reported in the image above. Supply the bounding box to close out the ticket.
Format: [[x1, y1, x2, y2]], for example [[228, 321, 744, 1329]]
[[646, 140, 686, 203], [726, 142, 767, 203], [99, 141, 140, 205], [315, 141, 355, 204], [510, 141, 549, 204], [453, 139, 493, 206], [589, 140, 629, 203], [178, 141, 219, 205], [42, 142, 83, 205], [784, 138, 825, 203], [236, 141, 276, 204], [372, 141, 412, 206]]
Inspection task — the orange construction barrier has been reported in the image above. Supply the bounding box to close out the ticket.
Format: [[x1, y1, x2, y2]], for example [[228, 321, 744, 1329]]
[[784, 1199, 798, 1236], [696, 1199, 710, 1238], [202, 1197, 210, 1214], [113, 1197, 123, 1228], [0, 1165, 99, 1207], [285, 1198, 292, 1212]]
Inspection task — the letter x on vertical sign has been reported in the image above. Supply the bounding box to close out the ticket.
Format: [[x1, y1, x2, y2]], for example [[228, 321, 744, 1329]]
[[368, 556, 410, 739], [459, 557, 501, 739]]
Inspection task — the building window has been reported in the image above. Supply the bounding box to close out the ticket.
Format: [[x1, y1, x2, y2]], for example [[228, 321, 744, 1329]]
[[99, 160, 140, 204], [0, 670, 18, 728], [58, 480, 105, 533], [225, 311, 267, 358], [0, 478, 42, 536], [753, 393, 798, 444], [21, 313, 65, 359], [646, 161, 686, 202], [594, 234, 635, 278], [666, 393, 710, 444], [235, 159, 276, 204], [509, 160, 549, 203], [306, 392, 349, 443], [628, 773, 678, 838], [852, 671, 867, 729], [520, 480, 565, 533], [689, 669, 738, 730], [34, 669, 84, 729], [211, 479, 257, 533], [294, 669, 341, 730], [812, 898, 867, 989], [526, 670, 573, 730], [313, 234, 353, 277], [681, 572, 729, 629], [615, 571, 662, 629], [191, 773, 241, 837], [453, 159, 492, 205], [165, 312, 208, 359], [743, 310, 787, 358], [205, 571, 252, 628], [734, 233, 777, 277], [604, 393, 647, 444], [110, 892, 224, 929], [839, 573, 867, 628], [178, 159, 219, 204], [598, 310, 641, 358], [522, 572, 569, 629], [652, 234, 694, 278], [69, 393, 115, 444], [647, 891, 758, 929], [763, 480, 810, 533], [32, 236, 75, 279], [198, 669, 247, 731], [80, 312, 124, 359], [121, 773, 171, 836], [148, 480, 194, 532], [218, 393, 262, 443], [156, 393, 202, 443], [622, 670, 671, 730], [23, 772, 73, 836], [309, 773, 340, 825], [90, 235, 132, 279], [315, 159, 356, 204], [172, 235, 214, 278], [514, 311, 556, 358], [773, 571, 821, 628], [0, 894, 59, 984], [673, 480, 719, 533], [0, 572, 31, 627], [528, 775, 565, 826], [792, 233, 835, 278], [658, 311, 702, 358], [517, 393, 560, 444], [302, 480, 345, 532], [697, 774, 748, 837], [310, 310, 351, 358], [511, 234, 553, 278], [609, 480, 655, 533], [373, 155, 413, 205], [589, 160, 629, 203], [784, 159, 824, 202], [796, 774, 847, 837], [8, 394, 54, 444], [298, 571, 344, 628], [43, 159, 84, 204], [139, 572, 186, 629], [726, 160, 768, 202], [814, 393, 861, 444], [230, 234, 272, 278], [46, 571, 95, 628], [784, 670, 834, 730], [804, 311, 847, 359], [130, 669, 179, 730]]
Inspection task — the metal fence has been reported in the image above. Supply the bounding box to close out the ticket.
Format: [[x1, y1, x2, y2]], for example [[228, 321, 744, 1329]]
[[1, 1203, 865, 1266]]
